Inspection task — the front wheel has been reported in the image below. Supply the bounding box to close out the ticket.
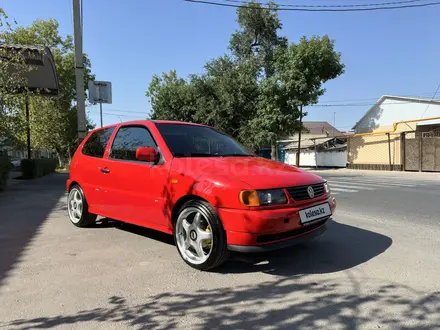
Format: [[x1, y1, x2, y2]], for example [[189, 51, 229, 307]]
[[174, 200, 229, 271]]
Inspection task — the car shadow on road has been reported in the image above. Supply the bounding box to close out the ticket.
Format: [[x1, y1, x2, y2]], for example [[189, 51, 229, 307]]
[[91, 218, 391, 278], [0, 173, 68, 288], [92, 218, 175, 246], [217, 219, 392, 276]]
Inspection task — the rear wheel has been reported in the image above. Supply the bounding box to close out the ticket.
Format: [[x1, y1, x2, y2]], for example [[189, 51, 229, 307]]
[[67, 185, 97, 227], [174, 200, 229, 271]]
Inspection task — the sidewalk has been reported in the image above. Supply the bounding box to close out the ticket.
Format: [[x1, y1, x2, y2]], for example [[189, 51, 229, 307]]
[[6, 171, 23, 188]]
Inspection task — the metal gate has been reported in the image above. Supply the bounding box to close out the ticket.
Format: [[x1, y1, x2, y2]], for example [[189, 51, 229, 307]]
[[404, 128, 440, 172]]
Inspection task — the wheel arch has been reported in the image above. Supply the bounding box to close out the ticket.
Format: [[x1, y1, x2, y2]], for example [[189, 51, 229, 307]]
[[171, 194, 208, 226], [68, 180, 79, 192]]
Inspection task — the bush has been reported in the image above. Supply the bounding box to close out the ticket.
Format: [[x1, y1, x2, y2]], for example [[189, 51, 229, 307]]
[[0, 155, 11, 191], [21, 158, 58, 179]]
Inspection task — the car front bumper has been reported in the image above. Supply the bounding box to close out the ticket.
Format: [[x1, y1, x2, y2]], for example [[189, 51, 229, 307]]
[[227, 222, 328, 253], [217, 196, 336, 252]]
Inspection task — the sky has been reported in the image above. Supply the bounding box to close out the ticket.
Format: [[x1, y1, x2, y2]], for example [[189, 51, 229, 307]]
[[2, 0, 440, 132]]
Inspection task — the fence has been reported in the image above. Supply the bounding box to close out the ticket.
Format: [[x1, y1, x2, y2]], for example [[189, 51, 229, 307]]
[[404, 129, 440, 172], [347, 133, 403, 171]]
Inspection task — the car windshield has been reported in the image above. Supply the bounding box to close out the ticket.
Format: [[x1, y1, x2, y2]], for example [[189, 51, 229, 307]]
[[155, 123, 254, 157]]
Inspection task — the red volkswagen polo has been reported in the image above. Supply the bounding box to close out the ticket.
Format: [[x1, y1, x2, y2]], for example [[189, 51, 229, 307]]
[[67, 120, 336, 270]]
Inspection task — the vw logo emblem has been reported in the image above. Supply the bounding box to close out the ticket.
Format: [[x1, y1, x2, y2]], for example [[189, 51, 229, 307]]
[[190, 230, 197, 241], [307, 186, 315, 198]]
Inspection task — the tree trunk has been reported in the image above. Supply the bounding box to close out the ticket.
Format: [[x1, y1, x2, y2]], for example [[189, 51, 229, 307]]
[[67, 145, 72, 165], [271, 143, 277, 160], [56, 149, 66, 168], [56, 152, 62, 167]]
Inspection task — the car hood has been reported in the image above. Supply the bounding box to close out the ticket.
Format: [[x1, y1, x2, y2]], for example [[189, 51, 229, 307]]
[[180, 156, 325, 189]]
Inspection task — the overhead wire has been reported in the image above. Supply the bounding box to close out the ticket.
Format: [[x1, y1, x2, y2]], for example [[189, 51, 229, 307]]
[[222, 0, 422, 8], [420, 83, 440, 118], [184, 0, 440, 11]]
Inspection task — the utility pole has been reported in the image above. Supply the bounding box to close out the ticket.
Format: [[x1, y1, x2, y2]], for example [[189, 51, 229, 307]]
[[333, 112, 336, 136], [296, 104, 303, 167], [73, 0, 86, 143]]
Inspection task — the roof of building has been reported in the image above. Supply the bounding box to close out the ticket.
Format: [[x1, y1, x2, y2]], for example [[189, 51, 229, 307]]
[[302, 121, 341, 136], [283, 137, 333, 150], [283, 136, 347, 150], [352, 95, 440, 130]]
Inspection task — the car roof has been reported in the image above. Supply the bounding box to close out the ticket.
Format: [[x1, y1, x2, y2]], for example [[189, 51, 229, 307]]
[[93, 120, 209, 132]]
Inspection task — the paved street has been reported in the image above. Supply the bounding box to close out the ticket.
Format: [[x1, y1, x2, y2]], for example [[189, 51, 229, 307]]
[[0, 171, 439, 329]]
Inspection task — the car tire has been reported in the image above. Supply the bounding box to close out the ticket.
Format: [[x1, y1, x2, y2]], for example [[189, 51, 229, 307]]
[[174, 199, 229, 271], [67, 184, 97, 227]]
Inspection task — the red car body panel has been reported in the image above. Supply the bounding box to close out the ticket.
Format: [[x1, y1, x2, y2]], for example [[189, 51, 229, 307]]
[[67, 120, 336, 250]]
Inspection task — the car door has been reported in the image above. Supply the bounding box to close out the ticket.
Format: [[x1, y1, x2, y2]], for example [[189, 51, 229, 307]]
[[101, 125, 170, 227], [75, 126, 116, 214]]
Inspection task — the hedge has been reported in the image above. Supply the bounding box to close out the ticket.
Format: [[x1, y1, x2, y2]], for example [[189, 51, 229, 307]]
[[0, 156, 11, 191], [21, 158, 58, 179]]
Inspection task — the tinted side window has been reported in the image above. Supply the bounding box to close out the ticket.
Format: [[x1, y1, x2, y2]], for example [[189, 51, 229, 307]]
[[110, 126, 156, 161], [82, 127, 115, 158]]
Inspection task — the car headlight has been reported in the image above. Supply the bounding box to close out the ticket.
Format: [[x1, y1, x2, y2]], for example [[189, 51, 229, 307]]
[[324, 182, 330, 194], [239, 189, 288, 207]]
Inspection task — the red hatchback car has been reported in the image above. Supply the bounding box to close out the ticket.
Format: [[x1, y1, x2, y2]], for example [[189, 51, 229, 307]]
[[67, 120, 336, 270]]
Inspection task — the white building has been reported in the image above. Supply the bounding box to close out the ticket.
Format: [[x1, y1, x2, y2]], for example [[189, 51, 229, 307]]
[[282, 122, 347, 168], [353, 95, 440, 133], [349, 95, 440, 172]]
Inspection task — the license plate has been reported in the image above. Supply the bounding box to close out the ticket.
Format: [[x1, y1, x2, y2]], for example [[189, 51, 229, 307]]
[[299, 203, 331, 224]]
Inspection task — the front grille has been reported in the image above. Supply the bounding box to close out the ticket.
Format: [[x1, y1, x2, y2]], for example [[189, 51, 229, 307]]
[[286, 183, 325, 201], [256, 219, 327, 244]]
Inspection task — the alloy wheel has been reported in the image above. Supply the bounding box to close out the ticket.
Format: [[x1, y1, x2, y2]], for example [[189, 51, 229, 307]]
[[68, 188, 83, 224], [175, 207, 213, 265]]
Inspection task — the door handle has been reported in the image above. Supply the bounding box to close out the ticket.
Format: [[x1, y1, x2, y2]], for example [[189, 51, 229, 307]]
[[100, 167, 110, 174]]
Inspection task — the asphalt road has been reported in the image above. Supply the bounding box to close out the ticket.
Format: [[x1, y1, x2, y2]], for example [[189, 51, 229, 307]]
[[0, 171, 439, 329]]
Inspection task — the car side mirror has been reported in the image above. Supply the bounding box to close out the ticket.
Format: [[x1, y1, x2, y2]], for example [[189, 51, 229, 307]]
[[136, 147, 159, 163]]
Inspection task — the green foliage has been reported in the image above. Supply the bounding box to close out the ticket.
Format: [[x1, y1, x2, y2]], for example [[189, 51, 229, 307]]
[[0, 155, 11, 191], [21, 158, 57, 179], [246, 36, 345, 148], [146, 70, 196, 123], [0, 9, 32, 140], [0, 14, 96, 166], [242, 76, 301, 148], [229, 0, 286, 78], [275, 36, 345, 106], [146, 1, 345, 154], [146, 57, 259, 146], [193, 55, 259, 138]]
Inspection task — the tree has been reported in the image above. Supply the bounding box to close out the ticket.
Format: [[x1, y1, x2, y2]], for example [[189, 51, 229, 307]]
[[193, 55, 259, 140], [1, 18, 95, 165], [147, 61, 259, 147], [229, 0, 286, 79], [0, 9, 30, 146], [276, 36, 345, 107], [229, 0, 288, 158], [145, 1, 345, 161], [245, 35, 345, 155], [146, 70, 196, 123], [241, 76, 300, 150]]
